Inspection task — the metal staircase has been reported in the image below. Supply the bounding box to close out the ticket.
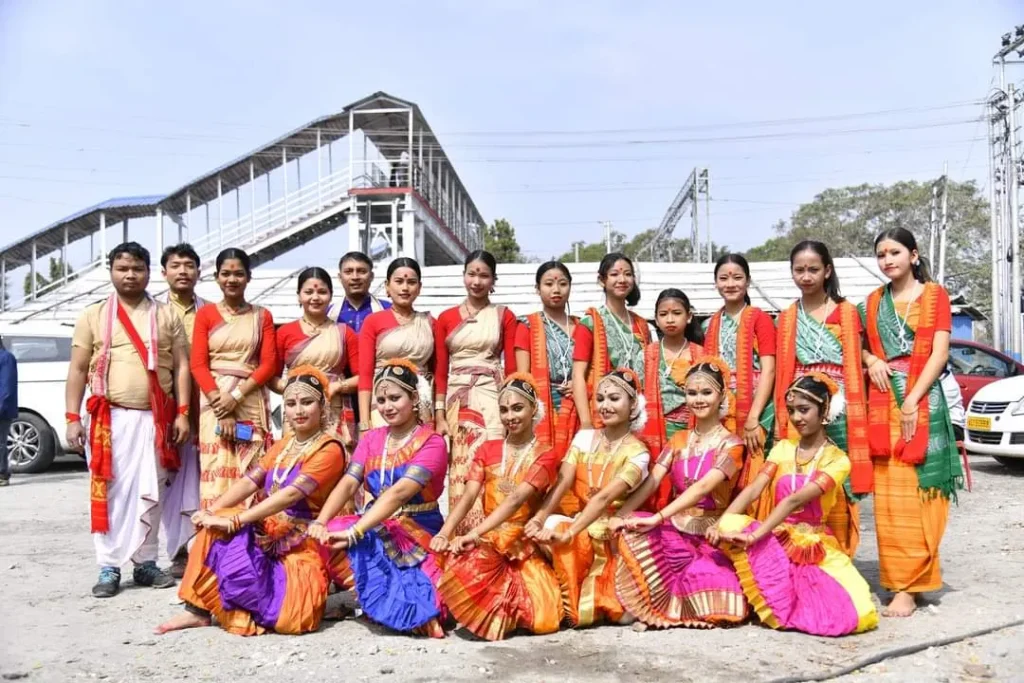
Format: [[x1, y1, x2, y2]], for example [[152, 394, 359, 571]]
[[0, 91, 486, 325]]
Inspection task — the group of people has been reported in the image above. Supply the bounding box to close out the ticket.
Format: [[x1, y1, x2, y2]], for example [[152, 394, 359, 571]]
[[63, 224, 963, 641]]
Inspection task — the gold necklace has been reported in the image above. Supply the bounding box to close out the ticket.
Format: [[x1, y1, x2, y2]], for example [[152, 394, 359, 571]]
[[301, 315, 330, 336], [498, 437, 536, 494]]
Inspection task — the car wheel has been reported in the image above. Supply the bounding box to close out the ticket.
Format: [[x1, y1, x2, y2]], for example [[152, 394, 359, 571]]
[[7, 412, 57, 474], [993, 456, 1024, 470]]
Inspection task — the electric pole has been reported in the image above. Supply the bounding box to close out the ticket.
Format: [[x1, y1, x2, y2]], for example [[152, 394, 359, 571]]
[[937, 162, 949, 285]]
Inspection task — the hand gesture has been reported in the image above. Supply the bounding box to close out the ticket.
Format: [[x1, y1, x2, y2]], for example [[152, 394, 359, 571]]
[[218, 417, 237, 442], [199, 515, 232, 533], [867, 359, 892, 393], [172, 414, 190, 446], [327, 531, 351, 551], [743, 420, 764, 455], [451, 532, 480, 554], [900, 401, 919, 442], [429, 535, 450, 553], [216, 390, 238, 418], [66, 421, 86, 451], [307, 522, 330, 544], [607, 517, 625, 534], [705, 526, 723, 546], [524, 516, 544, 539]]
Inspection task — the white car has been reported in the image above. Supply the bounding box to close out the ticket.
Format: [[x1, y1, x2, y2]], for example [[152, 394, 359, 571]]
[[0, 323, 79, 473], [964, 374, 1024, 469]]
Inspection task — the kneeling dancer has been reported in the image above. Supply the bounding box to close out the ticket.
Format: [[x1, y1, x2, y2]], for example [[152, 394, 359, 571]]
[[157, 366, 345, 635], [528, 368, 651, 628], [433, 373, 563, 640], [612, 358, 749, 628], [310, 360, 449, 637], [709, 374, 879, 636]]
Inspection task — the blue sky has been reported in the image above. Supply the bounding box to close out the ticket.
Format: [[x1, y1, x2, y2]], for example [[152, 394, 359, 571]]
[[0, 1, 1019, 273]]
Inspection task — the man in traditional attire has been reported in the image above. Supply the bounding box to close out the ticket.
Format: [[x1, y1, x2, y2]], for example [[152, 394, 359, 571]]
[[66, 242, 192, 598], [157, 243, 207, 577]]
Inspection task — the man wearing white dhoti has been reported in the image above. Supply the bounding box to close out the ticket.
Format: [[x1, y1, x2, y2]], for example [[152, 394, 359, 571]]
[[157, 243, 207, 578], [66, 242, 192, 598]]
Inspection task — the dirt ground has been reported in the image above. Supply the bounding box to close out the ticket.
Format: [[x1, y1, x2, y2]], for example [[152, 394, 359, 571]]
[[1, 455, 1022, 683]]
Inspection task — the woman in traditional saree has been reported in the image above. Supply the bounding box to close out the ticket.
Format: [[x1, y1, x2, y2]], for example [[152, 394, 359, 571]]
[[639, 289, 705, 511], [357, 257, 435, 431], [527, 368, 651, 628], [709, 374, 879, 636], [704, 253, 776, 493], [191, 248, 278, 511], [434, 250, 518, 536], [773, 241, 867, 556], [611, 358, 748, 629], [273, 267, 359, 451], [571, 253, 653, 431], [860, 227, 962, 618], [155, 366, 346, 636], [514, 261, 580, 462], [432, 373, 563, 641], [310, 360, 449, 637]]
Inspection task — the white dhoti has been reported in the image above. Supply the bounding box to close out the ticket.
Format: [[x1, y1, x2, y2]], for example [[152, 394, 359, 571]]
[[160, 439, 200, 556], [89, 408, 164, 568]]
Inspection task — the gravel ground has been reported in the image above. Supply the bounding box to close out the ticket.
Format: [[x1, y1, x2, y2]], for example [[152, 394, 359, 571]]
[[1, 455, 1022, 683]]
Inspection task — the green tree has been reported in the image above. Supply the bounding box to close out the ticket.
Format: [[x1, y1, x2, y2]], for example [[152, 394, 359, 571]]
[[483, 218, 525, 263], [22, 256, 74, 296], [745, 180, 992, 315]]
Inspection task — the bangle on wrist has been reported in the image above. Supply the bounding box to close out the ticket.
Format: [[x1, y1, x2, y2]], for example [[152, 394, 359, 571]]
[[65, 412, 82, 424], [177, 405, 190, 416], [230, 387, 244, 402], [434, 400, 446, 411]]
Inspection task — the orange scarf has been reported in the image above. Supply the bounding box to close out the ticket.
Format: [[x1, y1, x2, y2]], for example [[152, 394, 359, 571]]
[[774, 301, 873, 493], [528, 312, 578, 459], [704, 307, 758, 431], [864, 282, 949, 465], [640, 341, 703, 511], [585, 307, 651, 429]]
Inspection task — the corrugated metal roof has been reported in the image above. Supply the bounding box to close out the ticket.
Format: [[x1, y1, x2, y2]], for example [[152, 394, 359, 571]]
[[0, 194, 167, 266], [0, 91, 485, 268]]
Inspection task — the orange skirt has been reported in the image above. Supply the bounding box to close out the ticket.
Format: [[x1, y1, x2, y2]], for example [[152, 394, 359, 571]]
[[873, 458, 948, 592], [177, 506, 330, 636], [547, 518, 624, 628], [438, 524, 561, 640]]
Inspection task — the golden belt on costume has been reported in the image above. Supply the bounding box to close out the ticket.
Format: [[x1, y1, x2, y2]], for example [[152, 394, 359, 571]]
[[446, 362, 502, 406], [796, 362, 844, 384], [390, 500, 440, 517]]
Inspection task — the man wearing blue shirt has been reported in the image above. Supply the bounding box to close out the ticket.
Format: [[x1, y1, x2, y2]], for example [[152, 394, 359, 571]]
[[0, 341, 18, 486], [328, 251, 390, 332]]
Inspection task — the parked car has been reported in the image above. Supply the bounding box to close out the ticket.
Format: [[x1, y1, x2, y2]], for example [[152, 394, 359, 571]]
[[964, 374, 1024, 469], [948, 339, 1024, 407], [0, 323, 77, 474]]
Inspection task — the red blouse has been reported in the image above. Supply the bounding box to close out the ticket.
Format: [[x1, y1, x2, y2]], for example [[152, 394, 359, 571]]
[[190, 304, 278, 395], [356, 309, 436, 392], [433, 305, 518, 395], [274, 320, 359, 378]]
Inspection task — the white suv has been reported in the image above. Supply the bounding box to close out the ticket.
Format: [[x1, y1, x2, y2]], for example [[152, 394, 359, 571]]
[[0, 323, 78, 473]]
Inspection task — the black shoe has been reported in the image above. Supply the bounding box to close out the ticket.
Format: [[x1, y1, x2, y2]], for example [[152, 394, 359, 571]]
[[0, 475, 10, 487], [133, 561, 176, 589], [92, 567, 121, 598]]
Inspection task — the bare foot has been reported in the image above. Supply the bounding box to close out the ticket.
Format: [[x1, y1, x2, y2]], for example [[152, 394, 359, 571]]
[[154, 611, 211, 634], [882, 591, 917, 617]]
